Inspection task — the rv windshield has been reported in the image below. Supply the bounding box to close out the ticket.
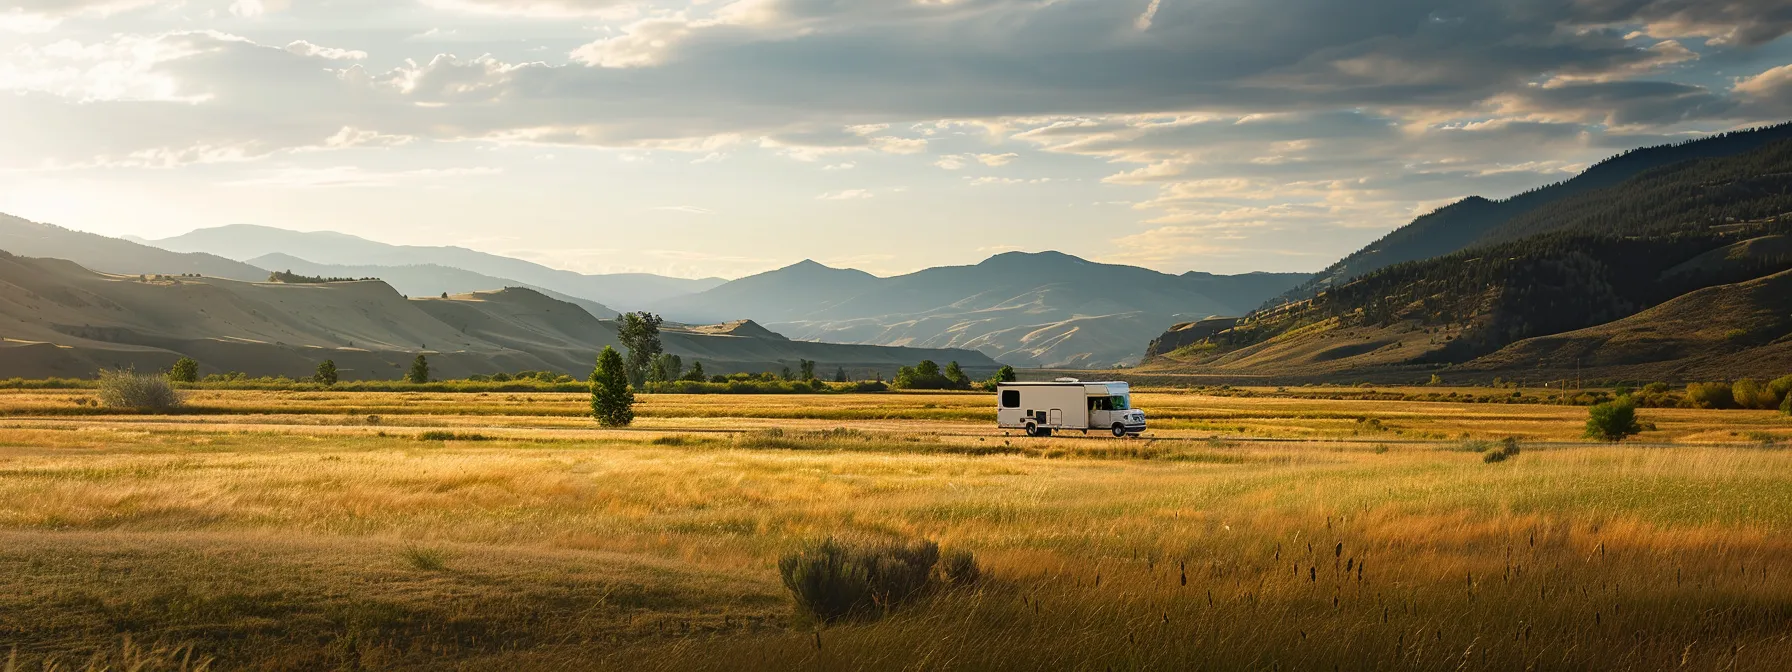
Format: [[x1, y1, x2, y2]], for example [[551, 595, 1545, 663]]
[[1111, 395, 1130, 410]]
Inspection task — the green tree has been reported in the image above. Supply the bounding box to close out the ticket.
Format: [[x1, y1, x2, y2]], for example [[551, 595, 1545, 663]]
[[650, 353, 683, 383], [834, 366, 848, 383], [915, 360, 940, 378], [800, 359, 816, 381], [781, 366, 794, 381], [617, 312, 664, 387], [994, 365, 1017, 383], [1782, 391, 1791, 417], [1585, 396, 1642, 441], [406, 355, 430, 384], [314, 360, 338, 386], [943, 361, 969, 388], [590, 346, 635, 427], [168, 357, 199, 384], [681, 360, 706, 382]]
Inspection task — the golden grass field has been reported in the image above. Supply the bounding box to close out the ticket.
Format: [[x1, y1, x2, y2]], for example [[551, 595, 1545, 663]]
[[2, 387, 1790, 670]]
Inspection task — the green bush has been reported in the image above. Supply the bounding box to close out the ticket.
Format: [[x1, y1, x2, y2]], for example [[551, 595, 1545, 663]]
[[1733, 378, 1778, 410], [1771, 375, 1792, 406], [1585, 397, 1642, 441], [778, 538, 963, 623], [1686, 382, 1735, 409], [1782, 392, 1791, 417], [96, 368, 183, 411], [168, 357, 199, 384]]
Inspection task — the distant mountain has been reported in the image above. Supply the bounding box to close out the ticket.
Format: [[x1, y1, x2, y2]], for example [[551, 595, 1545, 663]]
[[1278, 122, 1792, 304], [247, 253, 618, 318], [0, 252, 999, 380], [141, 224, 724, 310], [661, 251, 1309, 368], [0, 213, 267, 281], [1143, 128, 1792, 382], [656, 259, 881, 323]]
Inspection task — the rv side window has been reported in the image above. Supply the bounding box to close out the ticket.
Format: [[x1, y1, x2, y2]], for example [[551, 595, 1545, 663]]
[[1001, 390, 1021, 408]]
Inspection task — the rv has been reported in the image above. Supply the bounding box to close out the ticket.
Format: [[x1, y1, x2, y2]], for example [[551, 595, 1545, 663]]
[[996, 380, 1146, 437]]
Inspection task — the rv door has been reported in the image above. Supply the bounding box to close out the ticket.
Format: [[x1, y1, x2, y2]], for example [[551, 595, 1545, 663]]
[[1048, 408, 1063, 427]]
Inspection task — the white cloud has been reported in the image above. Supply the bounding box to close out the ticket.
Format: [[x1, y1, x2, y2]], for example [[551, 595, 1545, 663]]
[[285, 41, 367, 61], [219, 166, 502, 188], [817, 189, 874, 200], [974, 153, 1018, 166]]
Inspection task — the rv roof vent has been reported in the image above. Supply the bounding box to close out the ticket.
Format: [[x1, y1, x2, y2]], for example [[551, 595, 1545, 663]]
[[1054, 377, 1081, 383]]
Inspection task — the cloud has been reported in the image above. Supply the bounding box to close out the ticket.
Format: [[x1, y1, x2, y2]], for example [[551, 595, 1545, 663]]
[[974, 153, 1018, 166], [421, 0, 640, 19], [218, 166, 502, 188], [816, 189, 874, 200], [285, 41, 367, 61]]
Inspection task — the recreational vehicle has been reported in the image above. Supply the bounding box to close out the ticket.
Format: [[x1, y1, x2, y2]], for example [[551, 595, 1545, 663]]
[[996, 380, 1146, 437]]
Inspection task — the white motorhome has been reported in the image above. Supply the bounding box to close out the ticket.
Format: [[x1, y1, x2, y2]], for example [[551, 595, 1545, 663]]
[[996, 379, 1146, 437]]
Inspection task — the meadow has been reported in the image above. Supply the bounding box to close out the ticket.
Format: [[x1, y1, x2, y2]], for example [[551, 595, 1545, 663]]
[[1, 388, 1789, 670]]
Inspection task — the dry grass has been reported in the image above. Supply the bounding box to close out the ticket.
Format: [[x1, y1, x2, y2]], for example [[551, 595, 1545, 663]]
[[1, 389, 1789, 669]]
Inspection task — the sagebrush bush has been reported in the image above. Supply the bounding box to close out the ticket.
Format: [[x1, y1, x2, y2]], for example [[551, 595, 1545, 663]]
[[96, 368, 182, 411], [778, 538, 966, 623], [416, 431, 491, 441], [1586, 397, 1642, 441], [936, 549, 982, 587], [1482, 437, 1522, 463]]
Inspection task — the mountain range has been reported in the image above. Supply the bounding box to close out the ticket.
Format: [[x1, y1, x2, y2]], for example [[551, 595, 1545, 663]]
[[1144, 121, 1792, 383], [0, 249, 1000, 381], [656, 253, 1308, 368], [133, 225, 725, 310]]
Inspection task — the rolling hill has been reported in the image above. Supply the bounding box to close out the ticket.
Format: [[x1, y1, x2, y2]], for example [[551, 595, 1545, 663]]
[[0, 252, 999, 380], [248, 253, 619, 318], [139, 224, 725, 310], [659, 252, 1309, 368], [1277, 122, 1792, 304], [1142, 126, 1792, 383], [0, 213, 267, 281]]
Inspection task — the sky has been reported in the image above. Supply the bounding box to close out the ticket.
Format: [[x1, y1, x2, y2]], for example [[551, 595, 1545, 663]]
[[1, 1, 1789, 279]]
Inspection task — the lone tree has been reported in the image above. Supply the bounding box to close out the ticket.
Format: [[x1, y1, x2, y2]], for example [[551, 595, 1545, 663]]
[[799, 359, 816, 381], [314, 360, 338, 386], [590, 346, 635, 426], [834, 366, 848, 383], [406, 355, 431, 384], [617, 312, 664, 387], [1585, 396, 1642, 441], [169, 357, 199, 384]]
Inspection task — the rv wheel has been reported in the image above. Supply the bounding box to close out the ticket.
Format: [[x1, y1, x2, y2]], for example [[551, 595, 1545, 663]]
[[1024, 423, 1038, 437], [1112, 424, 1127, 438]]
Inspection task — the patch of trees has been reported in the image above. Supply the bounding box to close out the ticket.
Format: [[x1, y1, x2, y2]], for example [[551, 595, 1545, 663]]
[[267, 270, 375, 284]]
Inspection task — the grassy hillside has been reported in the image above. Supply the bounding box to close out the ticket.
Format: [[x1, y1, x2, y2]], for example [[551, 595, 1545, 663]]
[[1144, 134, 1792, 382], [1280, 122, 1792, 302], [252, 252, 619, 318]]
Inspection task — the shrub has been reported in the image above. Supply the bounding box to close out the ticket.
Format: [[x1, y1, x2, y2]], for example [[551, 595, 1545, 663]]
[[1771, 375, 1792, 406], [1733, 379, 1778, 410], [778, 538, 962, 623], [1483, 437, 1521, 463], [935, 549, 982, 587], [1782, 392, 1791, 417], [168, 357, 199, 383], [1585, 397, 1642, 441], [400, 544, 447, 571], [406, 355, 430, 384], [96, 368, 183, 411], [417, 431, 491, 441], [1686, 382, 1735, 409]]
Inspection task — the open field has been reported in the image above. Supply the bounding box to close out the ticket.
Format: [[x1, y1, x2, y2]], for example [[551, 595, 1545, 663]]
[[2, 388, 1790, 670]]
